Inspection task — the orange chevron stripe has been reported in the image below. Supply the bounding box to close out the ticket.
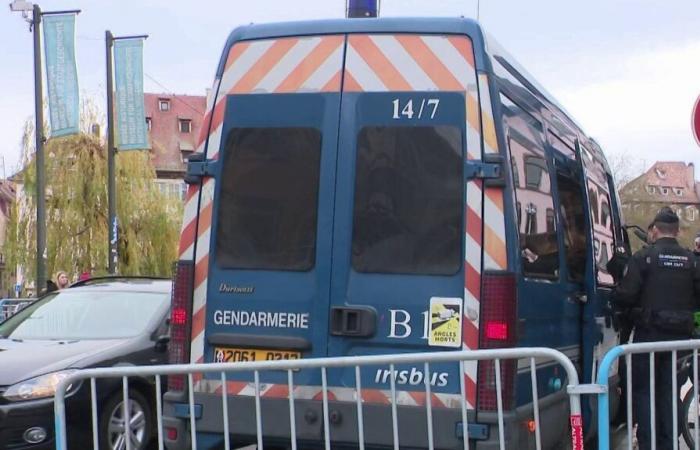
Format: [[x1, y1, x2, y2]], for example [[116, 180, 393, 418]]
[[185, 184, 198, 202], [262, 384, 290, 397], [395, 35, 463, 91], [275, 36, 343, 93], [466, 262, 481, 299], [194, 253, 209, 289], [485, 187, 504, 211], [361, 389, 391, 404], [463, 319, 479, 349], [466, 205, 482, 243], [482, 113, 498, 153], [447, 36, 475, 69], [232, 38, 299, 93], [484, 225, 507, 269], [350, 35, 411, 91], [321, 70, 342, 92], [467, 94, 481, 144], [342, 71, 363, 92], [178, 219, 196, 256], [197, 201, 213, 238], [224, 42, 251, 72], [191, 307, 205, 339], [197, 100, 226, 149], [465, 374, 477, 405]]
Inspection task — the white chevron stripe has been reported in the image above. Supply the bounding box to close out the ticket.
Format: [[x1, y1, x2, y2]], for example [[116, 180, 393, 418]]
[[193, 280, 208, 313], [467, 121, 481, 161], [301, 45, 344, 91], [206, 123, 223, 160], [369, 35, 437, 91], [179, 243, 194, 261], [464, 287, 480, 318], [467, 180, 483, 213], [218, 39, 276, 97], [422, 36, 471, 90], [190, 331, 204, 363], [346, 44, 387, 91], [465, 233, 482, 275], [254, 37, 322, 93], [484, 195, 507, 242]]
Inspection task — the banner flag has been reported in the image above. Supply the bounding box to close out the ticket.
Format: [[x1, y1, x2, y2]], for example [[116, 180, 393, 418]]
[[43, 14, 80, 137], [114, 39, 149, 150]]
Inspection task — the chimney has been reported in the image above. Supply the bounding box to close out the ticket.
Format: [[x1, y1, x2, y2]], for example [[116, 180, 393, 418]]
[[688, 163, 695, 189]]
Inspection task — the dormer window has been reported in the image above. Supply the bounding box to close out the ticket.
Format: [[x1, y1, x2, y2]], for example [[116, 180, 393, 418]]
[[674, 187, 683, 196], [179, 119, 191, 133], [158, 99, 170, 112], [655, 168, 666, 179], [661, 187, 669, 195], [647, 185, 656, 194]]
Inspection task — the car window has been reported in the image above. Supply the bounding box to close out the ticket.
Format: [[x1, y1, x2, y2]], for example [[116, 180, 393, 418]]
[[0, 290, 169, 340]]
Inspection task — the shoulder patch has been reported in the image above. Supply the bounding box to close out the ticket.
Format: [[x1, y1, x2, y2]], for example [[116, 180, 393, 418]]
[[657, 253, 691, 269]]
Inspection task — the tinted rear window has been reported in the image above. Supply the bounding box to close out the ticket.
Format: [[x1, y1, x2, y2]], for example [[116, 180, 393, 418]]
[[352, 126, 463, 275], [216, 127, 321, 271]]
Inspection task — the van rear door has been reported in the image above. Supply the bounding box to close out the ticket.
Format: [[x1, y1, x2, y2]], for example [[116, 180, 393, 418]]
[[202, 36, 346, 387], [327, 34, 481, 401]]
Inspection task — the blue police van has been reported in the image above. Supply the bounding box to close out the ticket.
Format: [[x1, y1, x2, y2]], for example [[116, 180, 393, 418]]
[[163, 14, 625, 450]]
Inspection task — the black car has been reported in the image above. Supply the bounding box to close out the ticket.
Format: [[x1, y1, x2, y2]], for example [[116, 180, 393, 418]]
[[0, 278, 171, 450]]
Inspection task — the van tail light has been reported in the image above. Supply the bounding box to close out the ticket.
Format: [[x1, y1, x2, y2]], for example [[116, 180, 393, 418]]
[[168, 260, 195, 391], [477, 271, 517, 411]]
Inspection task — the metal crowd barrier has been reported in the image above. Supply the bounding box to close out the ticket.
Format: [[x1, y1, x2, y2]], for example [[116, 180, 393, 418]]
[[0, 298, 34, 321], [54, 347, 584, 450], [596, 339, 700, 450]]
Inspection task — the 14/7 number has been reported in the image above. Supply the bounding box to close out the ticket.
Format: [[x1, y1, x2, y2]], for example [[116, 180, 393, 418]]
[[392, 98, 440, 120]]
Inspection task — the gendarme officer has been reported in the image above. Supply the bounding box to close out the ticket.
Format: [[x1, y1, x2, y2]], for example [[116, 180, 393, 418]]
[[614, 206, 700, 450]]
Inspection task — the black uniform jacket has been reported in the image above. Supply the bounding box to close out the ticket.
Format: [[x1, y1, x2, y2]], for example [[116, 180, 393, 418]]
[[614, 237, 700, 338]]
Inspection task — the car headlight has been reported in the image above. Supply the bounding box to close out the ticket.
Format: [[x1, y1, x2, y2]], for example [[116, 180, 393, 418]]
[[3, 370, 82, 402]]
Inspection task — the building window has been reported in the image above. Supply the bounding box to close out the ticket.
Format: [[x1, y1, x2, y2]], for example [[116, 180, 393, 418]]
[[158, 99, 170, 112], [674, 187, 683, 196], [646, 185, 655, 194], [179, 119, 191, 133], [145, 117, 152, 131], [661, 187, 669, 195]]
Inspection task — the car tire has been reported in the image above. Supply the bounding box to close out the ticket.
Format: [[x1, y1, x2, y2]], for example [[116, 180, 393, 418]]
[[99, 389, 153, 450]]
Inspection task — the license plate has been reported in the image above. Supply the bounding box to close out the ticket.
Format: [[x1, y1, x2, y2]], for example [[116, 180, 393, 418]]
[[213, 347, 301, 363]]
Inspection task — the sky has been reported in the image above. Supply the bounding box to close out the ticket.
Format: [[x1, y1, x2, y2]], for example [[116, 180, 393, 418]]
[[0, 0, 699, 179]]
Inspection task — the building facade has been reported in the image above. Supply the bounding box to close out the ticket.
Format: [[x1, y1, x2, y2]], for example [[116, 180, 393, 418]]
[[620, 161, 700, 248], [144, 93, 207, 199]]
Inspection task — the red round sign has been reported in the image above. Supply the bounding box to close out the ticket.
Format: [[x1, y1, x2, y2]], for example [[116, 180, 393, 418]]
[[693, 94, 700, 147]]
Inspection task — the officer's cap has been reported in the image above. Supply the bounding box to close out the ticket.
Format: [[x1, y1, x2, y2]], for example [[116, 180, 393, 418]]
[[653, 206, 679, 225]]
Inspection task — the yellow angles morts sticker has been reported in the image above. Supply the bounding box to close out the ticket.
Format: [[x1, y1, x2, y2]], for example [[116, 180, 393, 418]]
[[428, 297, 463, 348]]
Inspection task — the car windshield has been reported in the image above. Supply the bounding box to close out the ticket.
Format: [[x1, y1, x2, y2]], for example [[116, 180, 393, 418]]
[[0, 290, 169, 340]]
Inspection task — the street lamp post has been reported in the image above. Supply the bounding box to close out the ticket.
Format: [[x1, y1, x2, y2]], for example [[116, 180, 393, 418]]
[[10, 1, 80, 293]]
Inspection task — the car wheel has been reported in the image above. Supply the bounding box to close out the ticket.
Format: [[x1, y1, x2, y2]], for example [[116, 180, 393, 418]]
[[99, 389, 153, 450]]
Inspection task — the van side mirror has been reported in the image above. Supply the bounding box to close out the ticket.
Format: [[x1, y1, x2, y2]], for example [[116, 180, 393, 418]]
[[155, 335, 170, 353]]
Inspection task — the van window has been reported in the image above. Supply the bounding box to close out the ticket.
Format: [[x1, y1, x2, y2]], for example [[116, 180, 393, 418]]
[[501, 95, 559, 278], [352, 126, 463, 275], [556, 173, 587, 281], [216, 127, 321, 271]]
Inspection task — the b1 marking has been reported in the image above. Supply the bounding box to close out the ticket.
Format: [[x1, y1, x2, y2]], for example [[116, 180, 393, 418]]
[[392, 98, 440, 120]]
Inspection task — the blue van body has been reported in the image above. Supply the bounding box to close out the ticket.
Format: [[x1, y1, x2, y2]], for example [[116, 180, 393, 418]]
[[164, 17, 624, 449]]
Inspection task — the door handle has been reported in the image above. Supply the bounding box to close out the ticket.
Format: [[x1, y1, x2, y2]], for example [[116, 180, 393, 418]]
[[568, 293, 587, 304], [330, 306, 376, 337]]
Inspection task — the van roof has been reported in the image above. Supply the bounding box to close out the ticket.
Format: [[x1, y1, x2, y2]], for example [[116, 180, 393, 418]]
[[217, 17, 488, 76]]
